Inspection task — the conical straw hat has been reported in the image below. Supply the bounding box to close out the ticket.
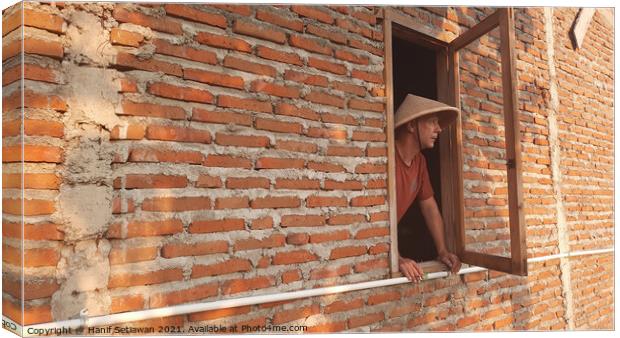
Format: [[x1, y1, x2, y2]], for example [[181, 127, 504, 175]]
[[394, 94, 459, 129]]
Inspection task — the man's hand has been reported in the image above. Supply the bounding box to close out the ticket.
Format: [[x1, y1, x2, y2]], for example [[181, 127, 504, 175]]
[[399, 256, 424, 282], [437, 250, 461, 274]]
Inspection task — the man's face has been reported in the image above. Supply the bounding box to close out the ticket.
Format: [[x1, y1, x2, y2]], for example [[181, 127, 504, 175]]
[[415, 114, 442, 149]]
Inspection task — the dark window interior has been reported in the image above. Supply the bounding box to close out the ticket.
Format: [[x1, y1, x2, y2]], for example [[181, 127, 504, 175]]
[[393, 29, 442, 262]]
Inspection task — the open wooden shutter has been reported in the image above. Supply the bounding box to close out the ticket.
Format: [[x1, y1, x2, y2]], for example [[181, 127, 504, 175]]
[[448, 8, 527, 276]]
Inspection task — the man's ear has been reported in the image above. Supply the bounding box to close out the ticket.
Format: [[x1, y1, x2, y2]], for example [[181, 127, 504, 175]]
[[406, 120, 417, 134]]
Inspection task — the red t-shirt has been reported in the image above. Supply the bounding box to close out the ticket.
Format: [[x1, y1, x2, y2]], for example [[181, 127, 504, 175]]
[[396, 151, 434, 223]]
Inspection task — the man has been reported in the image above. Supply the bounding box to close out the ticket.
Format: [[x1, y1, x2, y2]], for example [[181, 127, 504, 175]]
[[394, 94, 462, 282]]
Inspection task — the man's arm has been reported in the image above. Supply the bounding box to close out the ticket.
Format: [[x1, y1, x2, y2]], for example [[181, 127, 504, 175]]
[[419, 196, 461, 273]]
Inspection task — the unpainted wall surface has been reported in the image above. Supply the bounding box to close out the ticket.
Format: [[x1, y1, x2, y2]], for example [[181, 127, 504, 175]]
[[1, 3, 613, 331]]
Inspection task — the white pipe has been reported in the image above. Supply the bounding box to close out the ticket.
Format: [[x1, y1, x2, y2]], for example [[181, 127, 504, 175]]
[[23, 247, 613, 334]]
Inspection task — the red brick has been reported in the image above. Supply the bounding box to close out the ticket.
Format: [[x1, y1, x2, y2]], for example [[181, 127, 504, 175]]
[[291, 5, 334, 24], [351, 195, 386, 207], [256, 9, 303, 32], [275, 178, 320, 190], [215, 133, 270, 148], [286, 232, 309, 245], [3, 64, 58, 85], [367, 146, 387, 157], [196, 175, 222, 188], [275, 140, 318, 154], [275, 103, 321, 121], [189, 218, 245, 233], [251, 196, 301, 209], [330, 245, 367, 259], [306, 126, 347, 139], [113, 7, 183, 34], [149, 82, 214, 103], [308, 57, 347, 75], [204, 155, 252, 168], [211, 4, 252, 16], [326, 145, 364, 157], [282, 269, 302, 283], [222, 276, 274, 295], [233, 19, 286, 43], [128, 148, 203, 164], [189, 306, 251, 322], [3, 173, 60, 190], [305, 91, 345, 108], [162, 240, 228, 258], [4, 90, 67, 112], [108, 268, 184, 288], [256, 45, 303, 66], [234, 234, 286, 251], [223, 56, 277, 77], [109, 246, 158, 265], [195, 31, 251, 52], [227, 177, 270, 189], [218, 95, 272, 113], [335, 49, 369, 65], [284, 70, 329, 87], [273, 304, 320, 325], [192, 258, 252, 278], [116, 52, 182, 77], [192, 108, 252, 126], [306, 24, 347, 44], [368, 291, 401, 305], [351, 69, 383, 83], [306, 195, 347, 207], [289, 35, 332, 55], [142, 196, 211, 212], [120, 101, 186, 120], [153, 39, 217, 64], [3, 222, 62, 241], [332, 81, 367, 96], [389, 303, 422, 318], [125, 219, 184, 238], [110, 28, 143, 47], [110, 124, 145, 140], [457, 315, 480, 328], [321, 112, 358, 126], [355, 163, 387, 174], [307, 161, 346, 173], [272, 250, 318, 265], [255, 117, 302, 134], [150, 282, 218, 308], [348, 312, 385, 329], [146, 125, 211, 143], [355, 227, 389, 239], [281, 214, 326, 227], [111, 295, 144, 313], [352, 130, 386, 141], [183, 68, 244, 90], [3, 198, 55, 216], [119, 78, 138, 93], [324, 180, 363, 191], [164, 4, 227, 28], [125, 174, 187, 189], [328, 213, 366, 225], [369, 242, 389, 254], [251, 81, 300, 98], [23, 9, 64, 33], [256, 157, 304, 169], [325, 299, 364, 314], [349, 98, 385, 113], [2, 39, 20, 61], [24, 38, 64, 59], [354, 257, 388, 272], [251, 217, 273, 230], [310, 230, 350, 243], [211, 193, 248, 208]]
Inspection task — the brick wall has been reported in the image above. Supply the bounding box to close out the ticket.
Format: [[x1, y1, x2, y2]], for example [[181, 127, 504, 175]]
[[1, 3, 613, 332]]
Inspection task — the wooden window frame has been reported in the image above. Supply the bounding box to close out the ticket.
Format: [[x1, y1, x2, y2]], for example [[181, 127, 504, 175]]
[[382, 8, 527, 277]]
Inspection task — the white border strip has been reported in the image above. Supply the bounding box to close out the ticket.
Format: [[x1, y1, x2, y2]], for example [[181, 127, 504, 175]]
[[17, 247, 613, 335]]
